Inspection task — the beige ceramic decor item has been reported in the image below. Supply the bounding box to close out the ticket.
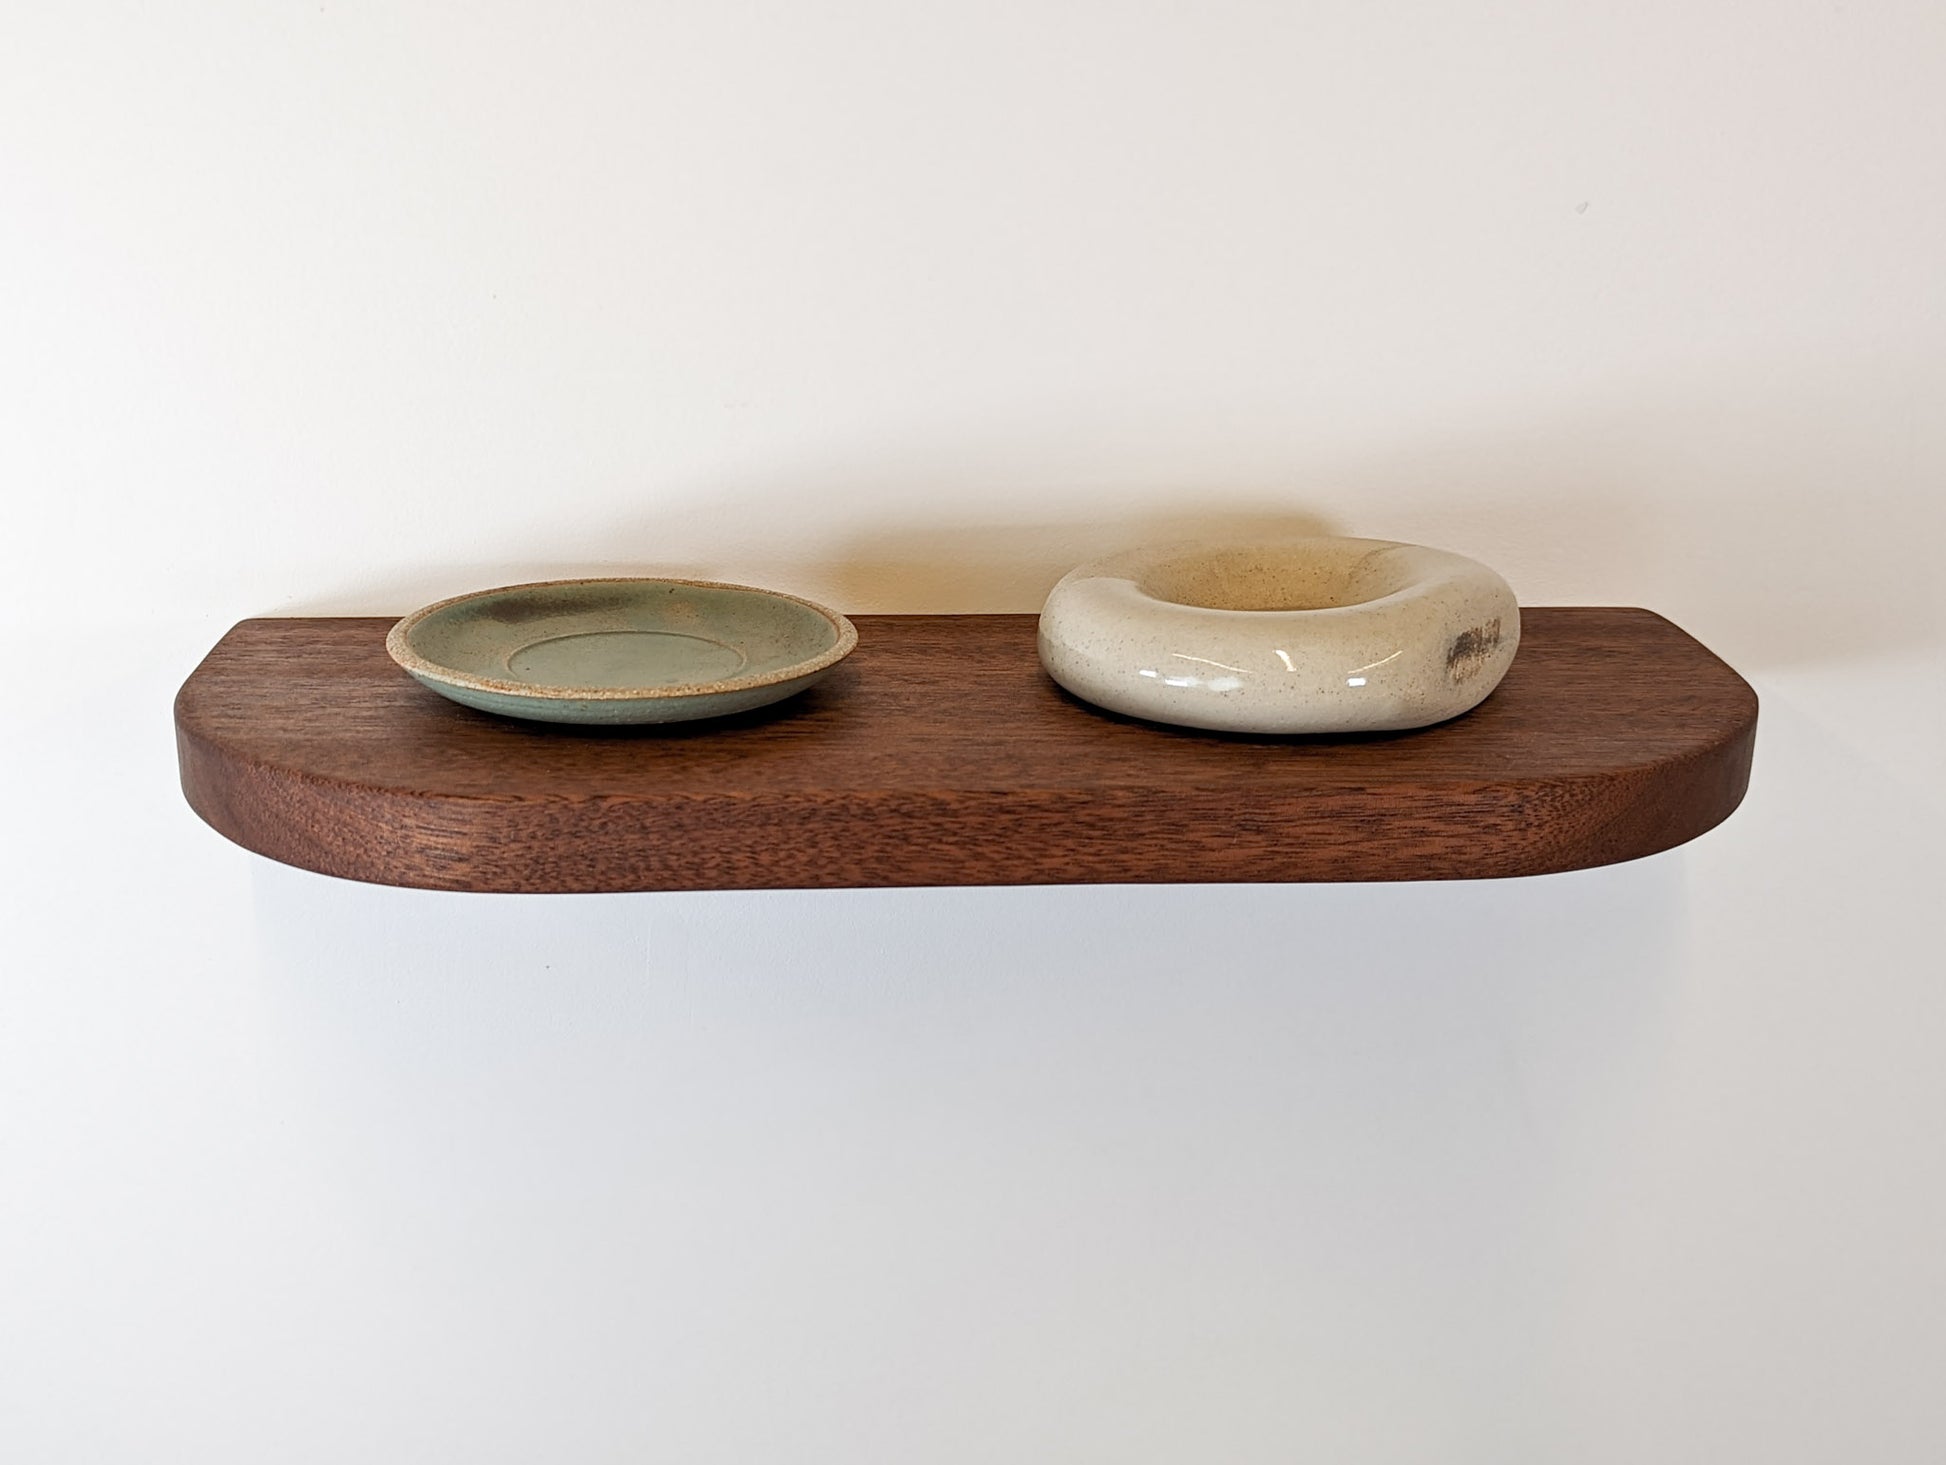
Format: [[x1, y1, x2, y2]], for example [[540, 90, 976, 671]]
[[1038, 538, 1519, 734]]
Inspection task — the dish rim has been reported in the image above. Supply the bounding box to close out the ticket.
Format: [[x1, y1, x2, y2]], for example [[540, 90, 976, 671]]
[[386, 576, 859, 702]]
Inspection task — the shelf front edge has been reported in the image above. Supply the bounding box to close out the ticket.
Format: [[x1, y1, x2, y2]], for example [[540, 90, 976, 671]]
[[174, 610, 1758, 892]]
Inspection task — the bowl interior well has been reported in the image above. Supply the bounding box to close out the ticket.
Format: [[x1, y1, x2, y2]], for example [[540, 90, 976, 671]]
[[1136, 543, 1415, 612]]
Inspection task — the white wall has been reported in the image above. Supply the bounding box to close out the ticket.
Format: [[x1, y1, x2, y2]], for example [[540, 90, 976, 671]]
[[4, 3, 1943, 1460]]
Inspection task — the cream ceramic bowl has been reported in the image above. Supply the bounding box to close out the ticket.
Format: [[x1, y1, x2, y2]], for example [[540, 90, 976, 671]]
[[1038, 538, 1519, 734]]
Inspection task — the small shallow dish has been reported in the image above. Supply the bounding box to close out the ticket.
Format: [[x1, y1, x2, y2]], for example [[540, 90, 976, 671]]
[[387, 578, 857, 725], [1038, 537, 1519, 734]]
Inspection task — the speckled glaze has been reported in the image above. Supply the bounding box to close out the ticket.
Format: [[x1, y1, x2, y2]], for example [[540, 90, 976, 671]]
[[1038, 538, 1520, 733], [387, 578, 857, 724]]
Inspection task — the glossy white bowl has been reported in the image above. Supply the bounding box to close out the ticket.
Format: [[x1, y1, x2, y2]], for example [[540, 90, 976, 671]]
[[1038, 538, 1519, 733]]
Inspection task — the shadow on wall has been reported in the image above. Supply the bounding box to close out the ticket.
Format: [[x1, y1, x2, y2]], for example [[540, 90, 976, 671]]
[[818, 506, 1340, 612], [277, 501, 1345, 618], [275, 350, 1946, 670], [246, 854, 1684, 1454]]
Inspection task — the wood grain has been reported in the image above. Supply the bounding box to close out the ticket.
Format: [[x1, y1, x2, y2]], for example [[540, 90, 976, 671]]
[[174, 610, 1757, 891]]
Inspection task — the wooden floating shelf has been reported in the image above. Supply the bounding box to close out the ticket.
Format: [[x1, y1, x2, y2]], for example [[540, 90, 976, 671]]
[[175, 610, 1756, 892]]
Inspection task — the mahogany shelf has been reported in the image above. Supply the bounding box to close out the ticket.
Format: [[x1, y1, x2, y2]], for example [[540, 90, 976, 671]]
[[174, 610, 1756, 892]]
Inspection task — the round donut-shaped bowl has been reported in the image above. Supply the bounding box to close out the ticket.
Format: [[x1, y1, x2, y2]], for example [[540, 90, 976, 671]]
[[1038, 538, 1520, 734]]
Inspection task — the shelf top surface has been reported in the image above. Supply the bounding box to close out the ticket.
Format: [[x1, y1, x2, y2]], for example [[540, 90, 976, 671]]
[[180, 609, 1751, 795]]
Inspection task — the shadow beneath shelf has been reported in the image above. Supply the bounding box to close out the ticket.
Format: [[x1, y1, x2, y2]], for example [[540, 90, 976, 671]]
[[246, 852, 1686, 1426]]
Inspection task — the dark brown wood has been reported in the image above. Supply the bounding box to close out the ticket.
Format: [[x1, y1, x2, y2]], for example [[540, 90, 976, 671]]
[[174, 610, 1756, 891]]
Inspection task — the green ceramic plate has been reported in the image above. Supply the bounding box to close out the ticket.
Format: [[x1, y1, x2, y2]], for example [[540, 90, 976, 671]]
[[386, 578, 857, 725]]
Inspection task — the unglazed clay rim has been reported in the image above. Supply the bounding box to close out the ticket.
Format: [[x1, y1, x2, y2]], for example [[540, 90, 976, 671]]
[[386, 577, 859, 702]]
